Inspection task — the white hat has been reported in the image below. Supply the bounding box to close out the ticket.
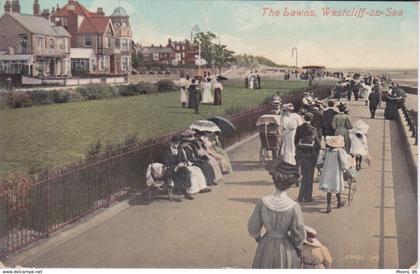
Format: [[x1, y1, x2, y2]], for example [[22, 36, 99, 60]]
[[326, 135, 345, 148]]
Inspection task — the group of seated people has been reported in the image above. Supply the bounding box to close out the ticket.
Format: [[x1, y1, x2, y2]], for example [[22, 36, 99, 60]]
[[146, 129, 233, 200]]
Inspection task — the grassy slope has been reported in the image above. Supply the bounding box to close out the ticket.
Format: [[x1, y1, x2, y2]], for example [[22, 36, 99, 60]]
[[0, 86, 300, 177]]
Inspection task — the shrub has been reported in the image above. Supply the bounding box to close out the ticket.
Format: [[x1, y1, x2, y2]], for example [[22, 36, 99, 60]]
[[86, 139, 103, 158], [50, 90, 69, 104], [6, 91, 32, 108], [124, 133, 138, 146], [156, 79, 176, 93], [28, 89, 55, 105], [76, 84, 114, 101], [0, 173, 33, 230], [135, 81, 157, 95]]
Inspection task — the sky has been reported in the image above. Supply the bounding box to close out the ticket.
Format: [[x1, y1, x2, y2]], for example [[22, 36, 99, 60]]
[[4, 0, 419, 68]]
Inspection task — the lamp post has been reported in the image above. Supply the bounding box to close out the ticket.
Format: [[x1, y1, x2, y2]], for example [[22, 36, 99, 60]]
[[292, 47, 298, 68], [191, 25, 201, 75]]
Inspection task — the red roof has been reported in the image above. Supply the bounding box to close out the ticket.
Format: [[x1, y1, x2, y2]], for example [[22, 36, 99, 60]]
[[54, 1, 111, 34], [79, 17, 110, 33], [54, 1, 92, 18]]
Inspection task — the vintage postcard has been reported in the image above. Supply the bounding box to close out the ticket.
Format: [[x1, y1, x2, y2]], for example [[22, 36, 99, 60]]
[[0, 0, 418, 272]]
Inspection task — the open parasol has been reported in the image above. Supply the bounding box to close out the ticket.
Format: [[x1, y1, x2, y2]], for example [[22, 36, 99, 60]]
[[190, 120, 221, 133], [207, 116, 236, 136]]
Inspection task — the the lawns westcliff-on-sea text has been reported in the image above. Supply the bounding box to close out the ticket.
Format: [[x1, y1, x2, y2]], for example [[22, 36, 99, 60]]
[[262, 7, 405, 18]]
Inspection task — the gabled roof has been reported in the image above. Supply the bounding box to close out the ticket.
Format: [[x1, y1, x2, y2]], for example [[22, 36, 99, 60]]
[[2, 13, 70, 37], [53, 1, 112, 35], [54, 1, 92, 18], [78, 16, 112, 34]]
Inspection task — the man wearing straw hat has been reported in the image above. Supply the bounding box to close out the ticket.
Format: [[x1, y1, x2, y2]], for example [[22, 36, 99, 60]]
[[318, 135, 350, 214]]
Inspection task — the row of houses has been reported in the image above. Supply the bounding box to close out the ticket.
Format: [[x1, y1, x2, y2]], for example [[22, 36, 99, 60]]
[[0, 0, 134, 78], [136, 39, 199, 67]]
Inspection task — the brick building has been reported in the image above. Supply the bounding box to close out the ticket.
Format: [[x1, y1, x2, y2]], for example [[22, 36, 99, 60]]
[[141, 45, 174, 65], [166, 39, 198, 66], [0, 3, 71, 77]]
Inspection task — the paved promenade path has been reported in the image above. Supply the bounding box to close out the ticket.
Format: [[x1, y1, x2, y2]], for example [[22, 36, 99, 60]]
[[10, 100, 417, 268]]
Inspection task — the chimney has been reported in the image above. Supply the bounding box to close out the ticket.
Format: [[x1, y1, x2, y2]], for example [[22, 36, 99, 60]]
[[159, 44, 162, 48], [11, 0, 20, 13], [151, 44, 154, 47], [96, 7, 104, 16], [41, 9, 50, 20], [67, 10, 78, 33], [33, 0, 40, 15], [4, 0, 11, 13]]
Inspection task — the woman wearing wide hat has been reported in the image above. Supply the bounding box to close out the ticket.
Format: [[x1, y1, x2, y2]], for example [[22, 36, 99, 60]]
[[248, 161, 306, 268], [332, 103, 353, 153], [280, 103, 303, 166], [318, 136, 350, 214]]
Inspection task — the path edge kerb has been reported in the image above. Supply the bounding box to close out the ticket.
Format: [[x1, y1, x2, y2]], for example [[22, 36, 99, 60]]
[[396, 109, 418, 197]]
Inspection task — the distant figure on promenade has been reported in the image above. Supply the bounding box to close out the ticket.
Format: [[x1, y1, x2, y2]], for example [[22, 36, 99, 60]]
[[248, 162, 306, 268], [301, 226, 333, 269], [245, 76, 249, 88], [332, 103, 353, 153], [368, 86, 381, 119], [318, 136, 350, 214], [257, 74, 261, 89], [201, 78, 214, 104], [295, 113, 321, 202], [179, 86, 188, 108], [321, 101, 338, 139], [188, 79, 201, 114], [213, 79, 223, 105]]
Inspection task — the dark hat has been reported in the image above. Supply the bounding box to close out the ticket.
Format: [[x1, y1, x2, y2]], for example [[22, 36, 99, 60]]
[[275, 161, 300, 176], [304, 112, 314, 121], [180, 129, 195, 141], [170, 134, 182, 144]]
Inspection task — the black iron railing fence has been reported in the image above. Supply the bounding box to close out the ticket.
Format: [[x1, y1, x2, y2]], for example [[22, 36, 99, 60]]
[[0, 85, 333, 258], [401, 105, 418, 146]]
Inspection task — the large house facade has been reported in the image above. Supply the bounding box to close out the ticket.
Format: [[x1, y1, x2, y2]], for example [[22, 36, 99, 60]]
[[51, 0, 131, 75], [0, 11, 71, 77]]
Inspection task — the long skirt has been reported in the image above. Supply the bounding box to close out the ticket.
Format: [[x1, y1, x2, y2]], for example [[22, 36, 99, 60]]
[[187, 166, 208, 194], [194, 161, 215, 186], [207, 155, 223, 182], [214, 89, 222, 105]]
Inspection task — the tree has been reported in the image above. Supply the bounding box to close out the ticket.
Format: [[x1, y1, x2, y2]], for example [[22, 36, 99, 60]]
[[131, 52, 144, 70], [193, 31, 217, 68], [213, 44, 236, 75]]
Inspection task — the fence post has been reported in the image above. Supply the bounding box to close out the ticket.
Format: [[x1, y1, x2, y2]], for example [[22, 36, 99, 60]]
[[44, 170, 50, 238], [105, 154, 111, 208]]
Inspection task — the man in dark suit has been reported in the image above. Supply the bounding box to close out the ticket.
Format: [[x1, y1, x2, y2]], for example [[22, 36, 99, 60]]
[[295, 113, 321, 202], [162, 135, 193, 200], [369, 86, 381, 119], [321, 101, 338, 138], [308, 105, 323, 140]]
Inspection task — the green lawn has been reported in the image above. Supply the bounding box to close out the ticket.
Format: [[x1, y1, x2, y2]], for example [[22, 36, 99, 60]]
[[0, 87, 288, 177]]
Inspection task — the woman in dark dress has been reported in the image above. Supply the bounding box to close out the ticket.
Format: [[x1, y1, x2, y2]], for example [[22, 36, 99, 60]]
[[180, 130, 217, 186]]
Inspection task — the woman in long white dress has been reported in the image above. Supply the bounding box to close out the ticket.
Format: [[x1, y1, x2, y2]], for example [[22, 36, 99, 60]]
[[249, 76, 255, 89], [280, 104, 303, 165], [201, 78, 214, 104], [179, 86, 188, 108]]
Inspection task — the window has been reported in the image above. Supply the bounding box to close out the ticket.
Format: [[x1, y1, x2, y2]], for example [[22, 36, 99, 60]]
[[19, 38, 27, 54], [71, 58, 90, 72], [49, 39, 55, 49], [0, 60, 29, 74], [85, 36, 92, 47], [38, 37, 43, 49], [121, 39, 128, 51], [104, 55, 110, 69], [115, 38, 120, 49], [121, 56, 129, 71], [152, 53, 159, 61], [105, 37, 111, 48]]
